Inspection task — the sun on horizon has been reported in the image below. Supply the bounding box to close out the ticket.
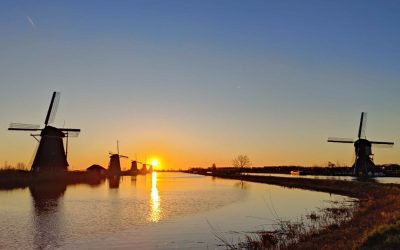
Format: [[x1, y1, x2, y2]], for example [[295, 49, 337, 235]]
[[151, 159, 159, 169]]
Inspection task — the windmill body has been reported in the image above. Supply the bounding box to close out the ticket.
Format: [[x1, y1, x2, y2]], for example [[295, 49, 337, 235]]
[[140, 164, 147, 174], [108, 154, 122, 175], [8, 92, 80, 173], [328, 112, 394, 176], [130, 160, 138, 173], [352, 139, 376, 176], [107, 140, 128, 175], [31, 126, 68, 172]]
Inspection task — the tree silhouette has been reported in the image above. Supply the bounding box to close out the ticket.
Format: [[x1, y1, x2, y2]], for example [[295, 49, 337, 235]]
[[232, 155, 251, 168]]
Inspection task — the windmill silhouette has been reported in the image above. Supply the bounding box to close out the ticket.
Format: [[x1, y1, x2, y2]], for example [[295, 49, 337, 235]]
[[131, 157, 148, 174], [108, 140, 128, 175], [8, 92, 80, 173], [130, 160, 139, 173], [327, 112, 394, 176], [140, 156, 150, 174], [130, 153, 140, 174]]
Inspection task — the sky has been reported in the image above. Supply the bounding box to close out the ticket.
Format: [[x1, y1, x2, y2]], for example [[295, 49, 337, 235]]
[[1, 1, 400, 170]]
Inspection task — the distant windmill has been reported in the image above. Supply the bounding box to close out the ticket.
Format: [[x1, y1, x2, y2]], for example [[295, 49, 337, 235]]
[[140, 156, 150, 174], [130, 153, 140, 173], [327, 112, 394, 176], [130, 160, 139, 173], [108, 140, 128, 175], [131, 155, 149, 174], [8, 92, 80, 173]]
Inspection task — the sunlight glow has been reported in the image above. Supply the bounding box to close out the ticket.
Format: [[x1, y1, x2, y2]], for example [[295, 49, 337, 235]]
[[151, 159, 159, 167], [149, 172, 161, 222]]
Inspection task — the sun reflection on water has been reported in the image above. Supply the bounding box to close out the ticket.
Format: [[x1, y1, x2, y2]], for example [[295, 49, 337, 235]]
[[149, 172, 161, 222]]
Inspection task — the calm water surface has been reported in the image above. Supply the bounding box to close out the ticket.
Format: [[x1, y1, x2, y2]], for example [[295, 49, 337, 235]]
[[0, 172, 351, 249]]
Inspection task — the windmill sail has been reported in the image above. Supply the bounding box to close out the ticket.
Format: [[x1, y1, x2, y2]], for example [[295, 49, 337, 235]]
[[8, 123, 41, 131], [62, 131, 80, 137], [44, 92, 60, 126], [358, 112, 367, 139], [327, 137, 354, 143], [370, 141, 394, 146]]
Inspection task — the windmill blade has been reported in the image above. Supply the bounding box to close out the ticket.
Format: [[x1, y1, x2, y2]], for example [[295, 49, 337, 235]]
[[327, 137, 354, 143], [8, 123, 41, 131], [63, 131, 80, 137], [9, 128, 42, 131], [119, 155, 129, 159], [373, 143, 394, 148], [358, 112, 367, 139], [44, 92, 60, 126], [370, 141, 394, 146], [59, 128, 81, 132]]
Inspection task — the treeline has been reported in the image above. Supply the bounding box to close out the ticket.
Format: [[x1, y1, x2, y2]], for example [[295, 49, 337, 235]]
[[185, 166, 351, 176], [186, 164, 400, 176]]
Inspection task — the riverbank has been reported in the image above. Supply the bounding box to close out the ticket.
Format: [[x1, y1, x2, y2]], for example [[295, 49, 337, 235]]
[[0, 169, 149, 190], [0, 170, 106, 190], [199, 173, 400, 249]]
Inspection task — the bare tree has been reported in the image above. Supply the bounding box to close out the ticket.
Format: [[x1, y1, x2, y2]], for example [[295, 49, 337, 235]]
[[232, 155, 251, 168], [16, 162, 27, 170], [211, 163, 217, 173]]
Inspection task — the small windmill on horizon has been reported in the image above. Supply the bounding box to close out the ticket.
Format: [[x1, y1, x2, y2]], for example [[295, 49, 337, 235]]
[[8, 91, 81, 173], [327, 112, 394, 176], [108, 140, 128, 175]]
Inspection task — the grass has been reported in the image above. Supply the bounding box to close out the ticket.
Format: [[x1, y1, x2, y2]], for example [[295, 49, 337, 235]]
[[361, 218, 400, 249], [216, 200, 356, 250], [202, 172, 400, 249]]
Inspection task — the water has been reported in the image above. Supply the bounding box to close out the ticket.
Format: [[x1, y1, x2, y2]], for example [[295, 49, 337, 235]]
[[0, 172, 351, 249]]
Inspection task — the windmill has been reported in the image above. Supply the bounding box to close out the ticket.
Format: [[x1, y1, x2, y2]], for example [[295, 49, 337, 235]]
[[130, 160, 139, 173], [140, 156, 150, 174], [130, 153, 140, 174], [131, 153, 149, 174], [327, 112, 394, 176], [135, 160, 147, 175], [8, 92, 80, 173], [108, 140, 128, 175]]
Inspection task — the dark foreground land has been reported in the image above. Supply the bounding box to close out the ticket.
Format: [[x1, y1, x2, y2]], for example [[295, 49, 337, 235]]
[[0, 170, 106, 190], [197, 172, 400, 249]]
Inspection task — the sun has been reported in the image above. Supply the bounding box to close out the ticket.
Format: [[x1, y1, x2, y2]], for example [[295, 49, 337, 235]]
[[151, 159, 159, 168]]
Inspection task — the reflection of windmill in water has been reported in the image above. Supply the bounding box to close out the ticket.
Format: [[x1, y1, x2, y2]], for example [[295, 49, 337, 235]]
[[8, 92, 80, 173], [108, 140, 128, 175], [29, 182, 66, 249], [327, 112, 394, 176]]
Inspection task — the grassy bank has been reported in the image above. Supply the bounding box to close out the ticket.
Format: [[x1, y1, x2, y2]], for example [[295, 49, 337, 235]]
[[201, 173, 400, 249]]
